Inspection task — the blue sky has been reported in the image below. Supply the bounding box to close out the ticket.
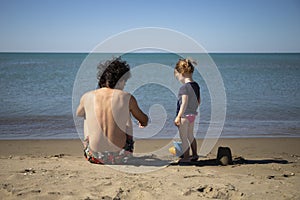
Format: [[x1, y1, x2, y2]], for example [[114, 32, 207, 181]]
[[1, 0, 300, 52]]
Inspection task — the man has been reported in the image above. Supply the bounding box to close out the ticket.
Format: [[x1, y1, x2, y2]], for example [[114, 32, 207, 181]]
[[76, 57, 148, 164]]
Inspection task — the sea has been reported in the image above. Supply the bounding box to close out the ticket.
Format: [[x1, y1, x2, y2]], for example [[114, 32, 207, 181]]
[[0, 53, 299, 140]]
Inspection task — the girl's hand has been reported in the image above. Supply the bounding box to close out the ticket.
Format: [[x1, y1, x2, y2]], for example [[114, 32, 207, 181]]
[[174, 116, 181, 127]]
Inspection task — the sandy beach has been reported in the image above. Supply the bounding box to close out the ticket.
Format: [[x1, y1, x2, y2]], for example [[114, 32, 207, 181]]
[[0, 138, 299, 199]]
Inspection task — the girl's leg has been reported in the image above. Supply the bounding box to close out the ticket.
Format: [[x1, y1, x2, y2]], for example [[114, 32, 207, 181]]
[[191, 140, 197, 156], [178, 118, 190, 160], [187, 122, 198, 158]]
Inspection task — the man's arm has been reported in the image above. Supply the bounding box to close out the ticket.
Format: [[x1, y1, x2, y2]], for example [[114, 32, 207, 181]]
[[129, 96, 148, 127], [76, 95, 85, 118]]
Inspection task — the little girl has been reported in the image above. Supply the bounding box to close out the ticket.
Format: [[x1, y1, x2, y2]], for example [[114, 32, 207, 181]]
[[174, 58, 200, 163]]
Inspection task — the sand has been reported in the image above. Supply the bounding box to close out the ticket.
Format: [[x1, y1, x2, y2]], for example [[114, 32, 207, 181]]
[[0, 138, 300, 199]]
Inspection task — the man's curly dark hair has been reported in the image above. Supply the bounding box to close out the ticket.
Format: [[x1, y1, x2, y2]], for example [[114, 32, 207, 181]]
[[97, 57, 131, 88]]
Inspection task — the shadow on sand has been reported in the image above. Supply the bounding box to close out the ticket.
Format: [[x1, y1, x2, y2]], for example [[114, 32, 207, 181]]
[[170, 156, 290, 167]]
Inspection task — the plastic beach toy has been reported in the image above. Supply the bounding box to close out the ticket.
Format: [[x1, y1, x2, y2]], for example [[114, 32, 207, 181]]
[[169, 146, 176, 155], [169, 141, 183, 157]]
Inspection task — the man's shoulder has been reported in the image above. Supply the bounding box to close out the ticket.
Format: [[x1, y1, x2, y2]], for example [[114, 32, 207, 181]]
[[113, 89, 131, 97], [82, 90, 95, 97]]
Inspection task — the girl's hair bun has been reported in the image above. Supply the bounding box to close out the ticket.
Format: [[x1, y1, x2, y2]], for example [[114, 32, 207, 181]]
[[175, 57, 197, 74]]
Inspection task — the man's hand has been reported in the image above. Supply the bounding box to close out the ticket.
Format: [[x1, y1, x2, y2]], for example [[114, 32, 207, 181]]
[[138, 121, 147, 128]]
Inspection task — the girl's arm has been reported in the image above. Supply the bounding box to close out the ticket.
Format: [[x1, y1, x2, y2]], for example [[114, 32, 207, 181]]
[[174, 95, 188, 126]]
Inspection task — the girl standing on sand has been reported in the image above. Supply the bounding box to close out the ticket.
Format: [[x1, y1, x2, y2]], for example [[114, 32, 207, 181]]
[[174, 58, 200, 163]]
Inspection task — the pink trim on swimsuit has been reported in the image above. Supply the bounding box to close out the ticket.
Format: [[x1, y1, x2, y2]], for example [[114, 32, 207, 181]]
[[185, 114, 197, 123]]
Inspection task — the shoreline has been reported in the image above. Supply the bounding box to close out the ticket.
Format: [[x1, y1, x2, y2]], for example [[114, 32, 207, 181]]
[[1, 134, 299, 140], [1, 138, 299, 199], [1, 137, 300, 156]]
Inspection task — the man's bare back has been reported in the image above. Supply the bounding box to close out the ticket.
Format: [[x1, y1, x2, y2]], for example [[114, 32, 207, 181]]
[[77, 87, 148, 153]]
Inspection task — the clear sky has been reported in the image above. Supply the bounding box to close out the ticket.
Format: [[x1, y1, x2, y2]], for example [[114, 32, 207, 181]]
[[1, 0, 300, 52]]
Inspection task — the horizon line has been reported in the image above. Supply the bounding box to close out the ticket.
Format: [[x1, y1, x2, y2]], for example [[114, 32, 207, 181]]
[[0, 51, 300, 54]]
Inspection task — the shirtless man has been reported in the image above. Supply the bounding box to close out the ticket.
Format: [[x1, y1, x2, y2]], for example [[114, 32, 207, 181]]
[[76, 58, 148, 164]]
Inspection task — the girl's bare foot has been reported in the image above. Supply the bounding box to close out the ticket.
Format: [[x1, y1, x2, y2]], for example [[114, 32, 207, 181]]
[[178, 158, 191, 163], [191, 155, 199, 161]]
